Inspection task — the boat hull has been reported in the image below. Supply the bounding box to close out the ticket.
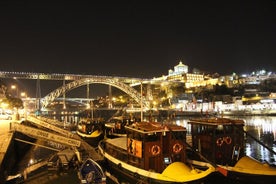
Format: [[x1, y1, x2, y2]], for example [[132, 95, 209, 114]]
[[77, 130, 104, 147], [188, 157, 276, 184], [99, 141, 214, 184], [102, 157, 210, 184], [224, 156, 276, 184]]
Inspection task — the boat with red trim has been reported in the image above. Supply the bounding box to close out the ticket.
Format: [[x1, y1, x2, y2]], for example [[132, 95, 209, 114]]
[[98, 121, 215, 183], [187, 117, 276, 183]]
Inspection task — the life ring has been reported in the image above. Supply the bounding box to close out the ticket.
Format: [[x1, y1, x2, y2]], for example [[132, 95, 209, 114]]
[[151, 145, 161, 156], [225, 136, 232, 144], [216, 138, 223, 146], [173, 143, 182, 154]]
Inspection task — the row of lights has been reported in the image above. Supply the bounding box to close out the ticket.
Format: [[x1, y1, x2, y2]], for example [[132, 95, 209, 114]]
[[10, 85, 27, 98]]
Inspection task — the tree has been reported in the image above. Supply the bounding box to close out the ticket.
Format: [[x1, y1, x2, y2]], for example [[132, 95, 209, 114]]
[[0, 80, 8, 97], [2, 96, 24, 109]]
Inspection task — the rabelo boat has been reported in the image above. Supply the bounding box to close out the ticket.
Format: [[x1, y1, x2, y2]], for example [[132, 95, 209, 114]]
[[187, 117, 276, 183], [104, 115, 137, 138], [98, 121, 215, 183], [77, 117, 105, 147]]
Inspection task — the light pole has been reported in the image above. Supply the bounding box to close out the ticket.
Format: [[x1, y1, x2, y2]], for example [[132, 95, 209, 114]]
[[21, 92, 28, 118]]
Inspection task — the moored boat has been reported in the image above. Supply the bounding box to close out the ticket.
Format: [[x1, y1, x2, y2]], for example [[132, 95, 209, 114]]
[[78, 158, 106, 184], [187, 117, 276, 183], [104, 115, 136, 138], [77, 118, 105, 147], [98, 121, 215, 183]]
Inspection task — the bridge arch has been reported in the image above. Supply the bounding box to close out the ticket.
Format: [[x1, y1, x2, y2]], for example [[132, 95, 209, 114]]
[[40, 77, 149, 109]]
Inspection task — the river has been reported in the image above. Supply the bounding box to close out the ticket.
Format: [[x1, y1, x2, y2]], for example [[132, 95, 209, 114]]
[[11, 115, 276, 184]]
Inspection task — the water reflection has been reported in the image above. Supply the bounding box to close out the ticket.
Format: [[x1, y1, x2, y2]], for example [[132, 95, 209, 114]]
[[242, 116, 276, 165]]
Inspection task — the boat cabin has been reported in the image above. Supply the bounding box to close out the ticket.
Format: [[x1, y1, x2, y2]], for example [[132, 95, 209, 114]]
[[124, 122, 187, 173], [106, 116, 136, 135], [188, 118, 245, 166], [78, 118, 105, 134]]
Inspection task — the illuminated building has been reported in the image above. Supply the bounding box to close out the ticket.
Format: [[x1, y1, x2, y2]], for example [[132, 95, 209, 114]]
[[166, 61, 204, 86]]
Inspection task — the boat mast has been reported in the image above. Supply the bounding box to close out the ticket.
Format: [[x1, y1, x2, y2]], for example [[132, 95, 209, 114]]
[[140, 81, 143, 121], [87, 82, 93, 119], [91, 100, 94, 119]]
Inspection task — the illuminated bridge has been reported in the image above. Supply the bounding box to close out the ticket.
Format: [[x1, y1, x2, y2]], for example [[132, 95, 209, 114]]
[[0, 71, 169, 110]]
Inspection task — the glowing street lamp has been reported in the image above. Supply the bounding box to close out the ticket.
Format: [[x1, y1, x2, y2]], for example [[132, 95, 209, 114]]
[[11, 85, 19, 97], [20, 92, 27, 100], [0, 102, 9, 109]]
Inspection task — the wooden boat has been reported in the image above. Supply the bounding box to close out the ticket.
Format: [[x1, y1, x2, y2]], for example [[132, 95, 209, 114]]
[[187, 117, 276, 183], [77, 118, 105, 147], [98, 121, 215, 183], [104, 115, 136, 138], [78, 158, 106, 184]]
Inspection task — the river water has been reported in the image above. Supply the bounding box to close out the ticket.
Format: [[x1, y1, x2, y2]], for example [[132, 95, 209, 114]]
[[12, 115, 276, 184]]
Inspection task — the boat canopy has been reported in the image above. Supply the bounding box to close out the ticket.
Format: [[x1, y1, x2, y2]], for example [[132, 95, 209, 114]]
[[125, 121, 187, 134], [189, 118, 244, 126]]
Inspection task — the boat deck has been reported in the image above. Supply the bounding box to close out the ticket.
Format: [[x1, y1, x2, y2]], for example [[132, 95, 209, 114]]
[[106, 137, 127, 150]]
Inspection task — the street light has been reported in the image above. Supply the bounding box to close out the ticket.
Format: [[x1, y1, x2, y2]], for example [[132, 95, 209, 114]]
[[20, 92, 28, 118], [11, 85, 19, 97], [20, 92, 26, 98]]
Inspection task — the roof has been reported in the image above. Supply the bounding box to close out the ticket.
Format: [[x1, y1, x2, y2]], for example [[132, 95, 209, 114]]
[[125, 121, 186, 134], [188, 118, 245, 126]]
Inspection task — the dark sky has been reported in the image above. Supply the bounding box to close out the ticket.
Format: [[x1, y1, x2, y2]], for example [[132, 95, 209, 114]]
[[0, 1, 275, 78]]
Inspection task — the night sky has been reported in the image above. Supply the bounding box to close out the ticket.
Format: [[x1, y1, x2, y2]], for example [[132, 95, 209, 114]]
[[0, 1, 276, 79]]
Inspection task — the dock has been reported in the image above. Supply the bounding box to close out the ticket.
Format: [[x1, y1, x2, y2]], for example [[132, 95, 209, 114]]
[[0, 115, 103, 183], [0, 132, 14, 183]]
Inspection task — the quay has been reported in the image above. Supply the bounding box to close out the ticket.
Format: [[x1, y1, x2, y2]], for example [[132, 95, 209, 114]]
[[0, 115, 103, 183], [0, 132, 14, 183]]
